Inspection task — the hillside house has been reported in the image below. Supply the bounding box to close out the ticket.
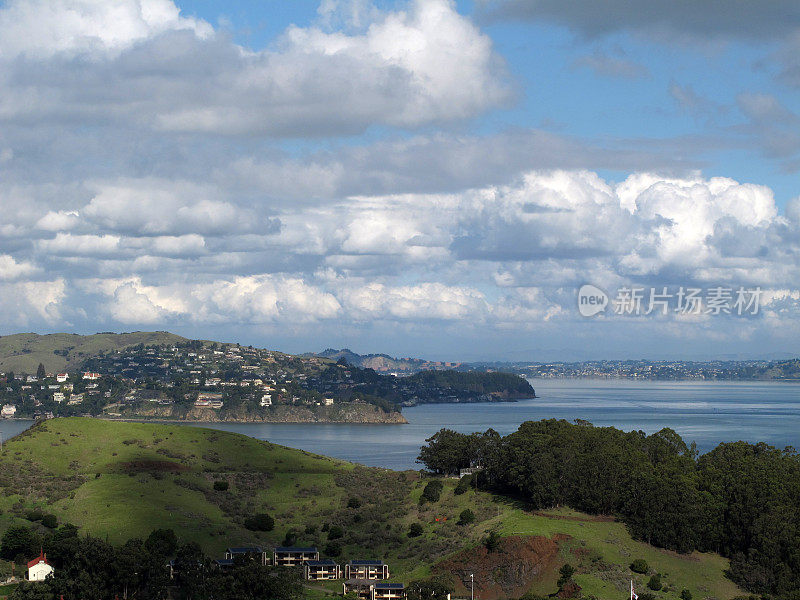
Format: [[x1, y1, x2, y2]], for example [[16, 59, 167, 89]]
[[323, 397, 334, 406], [1, 404, 17, 418], [67, 394, 84, 405], [27, 550, 54, 581], [56, 373, 69, 382], [82, 372, 101, 380], [304, 559, 342, 580], [224, 546, 269, 566], [345, 560, 389, 580], [195, 392, 223, 408], [260, 394, 272, 407], [53, 392, 65, 403], [272, 547, 318, 567]]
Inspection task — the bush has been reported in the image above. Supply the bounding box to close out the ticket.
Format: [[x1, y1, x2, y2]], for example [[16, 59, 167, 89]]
[[557, 563, 575, 587], [638, 594, 656, 600], [421, 480, 444, 504], [283, 529, 298, 546], [324, 542, 342, 557], [213, 480, 229, 491], [457, 509, 475, 526], [25, 510, 44, 522], [454, 475, 472, 495], [484, 531, 501, 552], [41, 514, 58, 529], [347, 497, 362, 509], [647, 575, 662, 591], [630, 559, 649, 574], [304, 525, 317, 535], [680, 590, 692, 600], [408, 523, 424, 538], [328, 525, 344, 540], [244, 513, 275, 532]]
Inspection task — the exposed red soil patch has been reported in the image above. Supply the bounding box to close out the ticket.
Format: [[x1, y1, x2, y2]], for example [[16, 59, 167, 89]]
[[530, 511, 616, 523], [433, 535, 569, 600]]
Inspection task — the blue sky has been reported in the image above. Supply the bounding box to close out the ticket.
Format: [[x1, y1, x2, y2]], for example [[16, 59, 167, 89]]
[[0, 0, 799, 361]]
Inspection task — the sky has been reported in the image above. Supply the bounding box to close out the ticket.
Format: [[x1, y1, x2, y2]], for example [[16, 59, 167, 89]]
[[1, 0, 800, 361]]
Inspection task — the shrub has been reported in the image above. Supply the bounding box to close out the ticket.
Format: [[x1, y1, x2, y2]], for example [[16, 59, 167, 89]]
[[304, 525, 317, 535], [25, 510, 44, 522], [630, 559, 649, 574], [282, 529, 298, 546], [213, 480, 229, 491], [484, 531, 501, 552], [408, 523, 424, 538], [421, 480, 444, 503], [324, 541, 342, 557], [680, 590, 692, 600], [328, 525, 344, 540], [454, 475, 472, 495], [457, 509, 475, 526], [647, 575, 662, 591], [244, 513, 275, 532], [41, 514, 58, 529], [557, 564, 575, 588], [347, 497, 362, 509]]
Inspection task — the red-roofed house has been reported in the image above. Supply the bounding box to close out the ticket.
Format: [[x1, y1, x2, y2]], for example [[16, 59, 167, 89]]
[[82, 372, 101, 380], [27, 550, 54, 581]]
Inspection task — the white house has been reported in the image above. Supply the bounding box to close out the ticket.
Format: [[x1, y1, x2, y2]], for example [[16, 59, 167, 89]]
[[323, 397, 335, 406], [56, 373, 69, 383], [1, 404, 16, 418], [53, 392, 65, 403], [82, 372, 100, 380], [260, 394, 272, 407], [27, 550, 54, 581]]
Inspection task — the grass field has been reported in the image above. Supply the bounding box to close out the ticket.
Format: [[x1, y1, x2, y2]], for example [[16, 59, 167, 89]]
[[0, 331, 186, 373], [0, 419, 744, 600]]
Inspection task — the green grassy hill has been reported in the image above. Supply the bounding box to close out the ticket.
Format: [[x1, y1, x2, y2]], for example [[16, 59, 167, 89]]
[[0, 419, 743, 600], [0, 331, 186, 373]]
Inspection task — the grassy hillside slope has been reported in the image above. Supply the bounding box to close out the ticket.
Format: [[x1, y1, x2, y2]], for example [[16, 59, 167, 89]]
[[0, 331, 186, 373], [0, 419, 743, 600]]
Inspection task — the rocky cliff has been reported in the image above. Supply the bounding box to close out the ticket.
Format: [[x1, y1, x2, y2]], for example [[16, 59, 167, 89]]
[[116, 402, 408, 424]]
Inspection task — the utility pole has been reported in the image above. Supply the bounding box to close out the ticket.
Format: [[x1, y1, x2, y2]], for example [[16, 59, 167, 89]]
[[470, 573, 474, 600]]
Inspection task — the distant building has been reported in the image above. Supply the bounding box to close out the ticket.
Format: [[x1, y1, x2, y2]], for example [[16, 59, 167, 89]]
[[82, 372, 101, 380], [224, 546, 268, 566], [344, 581, 406, 600], [260, 394, 272, 407], [53, 392, 65, 403], [195, 392, 223, 408], [67, 394, 84, 405], [1, 404, 17, 418], [273, 547, 318, 567], [27, 550, 54, 581], [56, 373, 69, 383], [304, 559, 342, 580], [323, 397, 334, 406], [345, 560, 389, 580]]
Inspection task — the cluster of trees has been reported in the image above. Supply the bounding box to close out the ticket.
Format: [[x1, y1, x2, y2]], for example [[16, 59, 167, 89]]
[[417, 420, 800, 599], [3, 525, 301, 600]]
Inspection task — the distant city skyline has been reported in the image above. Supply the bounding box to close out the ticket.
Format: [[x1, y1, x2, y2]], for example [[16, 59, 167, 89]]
[[1, 0, 800, 360]]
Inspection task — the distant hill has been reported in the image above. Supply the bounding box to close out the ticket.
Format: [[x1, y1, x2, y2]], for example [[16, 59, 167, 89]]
[[312, 348, 457, 373], [0, 331, 186, 374]]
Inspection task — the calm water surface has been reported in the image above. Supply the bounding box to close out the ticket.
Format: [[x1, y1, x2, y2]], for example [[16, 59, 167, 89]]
[[2, 380, 799, 470]]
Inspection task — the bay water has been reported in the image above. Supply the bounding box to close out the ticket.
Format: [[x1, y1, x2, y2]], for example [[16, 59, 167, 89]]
[[2, 380, 799, 470]]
